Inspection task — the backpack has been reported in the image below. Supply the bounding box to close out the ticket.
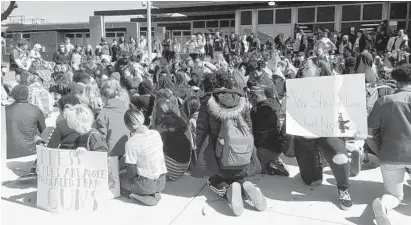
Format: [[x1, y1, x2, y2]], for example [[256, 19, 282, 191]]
[[215, 115, 254, 170]]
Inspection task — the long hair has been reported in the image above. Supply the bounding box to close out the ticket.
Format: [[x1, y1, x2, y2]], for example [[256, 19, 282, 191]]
[[100, 77, 130, 107]]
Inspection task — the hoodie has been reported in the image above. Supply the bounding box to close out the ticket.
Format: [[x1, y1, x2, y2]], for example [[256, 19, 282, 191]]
[[96, 98, 129, 156]]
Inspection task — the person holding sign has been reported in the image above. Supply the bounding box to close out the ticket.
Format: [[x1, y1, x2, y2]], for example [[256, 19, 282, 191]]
[[368, 65, 411, 225], [120, 109, 167, 206], [291, 40, 369, 211]]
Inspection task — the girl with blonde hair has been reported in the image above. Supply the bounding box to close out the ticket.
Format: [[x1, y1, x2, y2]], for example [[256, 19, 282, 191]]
[[120, 109, 167, 206], [64, 104, 108, 152]]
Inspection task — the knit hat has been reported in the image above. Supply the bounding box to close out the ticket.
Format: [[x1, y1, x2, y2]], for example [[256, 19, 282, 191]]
[[111, 72, 121, 81], [10, 84, 29, 101], [138, 80, 153, 95]]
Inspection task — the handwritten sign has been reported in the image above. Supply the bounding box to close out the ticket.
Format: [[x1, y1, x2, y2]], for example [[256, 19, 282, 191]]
[[286, 74, 367, 137], [36, 146, 108, 213]]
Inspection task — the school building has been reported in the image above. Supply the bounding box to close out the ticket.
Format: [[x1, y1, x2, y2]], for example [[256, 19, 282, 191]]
[[2, 1, 411, 61]]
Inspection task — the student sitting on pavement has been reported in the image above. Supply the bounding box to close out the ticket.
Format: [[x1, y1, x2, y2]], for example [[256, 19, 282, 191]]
[[120, 109, 167, 206]]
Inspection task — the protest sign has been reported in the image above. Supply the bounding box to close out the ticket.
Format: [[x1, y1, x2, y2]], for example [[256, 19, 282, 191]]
[[36, 146, 108, 213], [286, 74, 367, 138]]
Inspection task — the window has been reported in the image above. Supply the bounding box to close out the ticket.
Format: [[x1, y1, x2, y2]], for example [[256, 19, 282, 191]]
[[390, 3, 407, 20], [65, 33, 75, 38], [22, 33, 31, 39], [342, 5, 361, 21], [220, 20, 230, 27], [116, 33, 125, 37], [363, 4, 382, 20], [241, 11, 252, 25], [106, 33, 115, 38], [85, 33, 90, 38], [140, 32, 147, 37], [231, 20, 235, 27], [183, 31, 191, 36], [298, 7, 315, 23], [275, 8, 291, 24], [75, 33, 83, 38], [317, 6, 335, 22], [193, 21, 205, 28], [173, 31, 181, 36], [6, 34, 12, 38], [258, 10, 273, 24], [206, 20, 218, 28]]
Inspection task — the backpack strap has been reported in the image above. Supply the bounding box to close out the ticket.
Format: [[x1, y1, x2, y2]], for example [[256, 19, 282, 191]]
[[391, 37, 399, 52], [86, 131, 100, 151]]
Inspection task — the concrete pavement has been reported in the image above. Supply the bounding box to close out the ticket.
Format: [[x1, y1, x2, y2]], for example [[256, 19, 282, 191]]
[[1, 155, 410, 225]]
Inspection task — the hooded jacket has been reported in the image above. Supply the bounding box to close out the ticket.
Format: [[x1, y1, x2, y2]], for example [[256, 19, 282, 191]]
[[195, 89, 261, 178], [96, 98, 129, 156]]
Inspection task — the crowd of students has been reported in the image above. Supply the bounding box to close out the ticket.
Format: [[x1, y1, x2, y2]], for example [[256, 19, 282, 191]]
[[1, 25, 411, 225]]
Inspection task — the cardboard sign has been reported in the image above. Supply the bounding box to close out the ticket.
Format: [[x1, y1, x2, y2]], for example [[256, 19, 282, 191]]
[[36, 146, 108, 213], [286, 74, 367, 138]]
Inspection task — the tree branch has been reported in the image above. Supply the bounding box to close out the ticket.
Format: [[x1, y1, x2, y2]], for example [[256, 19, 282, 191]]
[[1, 1, 18, 22]]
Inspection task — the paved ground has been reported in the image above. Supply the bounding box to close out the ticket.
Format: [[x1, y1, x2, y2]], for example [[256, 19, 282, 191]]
[[1, 154, 410, 225]]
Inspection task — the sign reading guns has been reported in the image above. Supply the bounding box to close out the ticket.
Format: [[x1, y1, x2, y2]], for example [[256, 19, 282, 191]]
[[36, 146, 109, 213], [285, 74, 368, 138]]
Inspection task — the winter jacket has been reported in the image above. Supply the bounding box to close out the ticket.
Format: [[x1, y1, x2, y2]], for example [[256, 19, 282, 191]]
[[195, 89, 262, 178], [96, 98, 129, 156], [47, 119, 80, 149], [368, 87, 411, 165], [251, 99, 284, 154]]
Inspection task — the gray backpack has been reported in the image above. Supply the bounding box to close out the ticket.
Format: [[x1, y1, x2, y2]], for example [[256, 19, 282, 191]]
[[215, 116, 254, 170]]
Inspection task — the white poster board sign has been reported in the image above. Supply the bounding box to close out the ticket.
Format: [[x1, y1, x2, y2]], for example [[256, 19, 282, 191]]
[[36, 146, 108, 213], [286, 74, 367, 138]]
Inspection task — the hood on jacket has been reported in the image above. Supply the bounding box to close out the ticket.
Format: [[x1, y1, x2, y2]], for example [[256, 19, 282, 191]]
[[208, 89, 247, 120]]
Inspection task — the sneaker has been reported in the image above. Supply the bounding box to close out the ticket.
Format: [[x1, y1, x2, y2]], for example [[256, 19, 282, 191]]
[[350, 149, 362, 177], [338, 188, 353, 211], [129, 193, 158, 206], [372, 198, 391, 225], [154, 192, 162, 201], [266, 158, 290, 177], [226, 182, 244, 216], [242, 181, 267, 211]]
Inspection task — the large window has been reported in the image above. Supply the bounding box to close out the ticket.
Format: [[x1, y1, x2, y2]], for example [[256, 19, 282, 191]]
[[193, 21, 205, 28], [220, 20, 230, 27], [258, 10, 273, 25], [241, 11, 252, 25], [317, 6, 335, 22], [298, 7, 315, 23], [206, 20, 219, 28], [363, 4, 382, 21], [342, 5, 361, 21], [390, 2, 407, 20], [276, 8, 291, 24]]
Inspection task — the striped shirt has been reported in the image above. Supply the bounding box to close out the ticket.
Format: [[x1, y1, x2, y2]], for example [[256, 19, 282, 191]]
[[125, 129, 167, 180]]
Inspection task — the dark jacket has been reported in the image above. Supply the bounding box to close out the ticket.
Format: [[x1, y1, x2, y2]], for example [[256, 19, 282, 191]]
[[6, 101, 46, 159], [368, 87, 411, 164], [251, 99, 284, 154], [72, 128, 108, 152], [47, 119, 80, 149], [53, 51, 70, 65], [195, 89, 261, 178], [130, 94, 155, 125], [156, 111, 191, 163]]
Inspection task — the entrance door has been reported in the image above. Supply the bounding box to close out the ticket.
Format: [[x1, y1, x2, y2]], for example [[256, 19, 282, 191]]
[[172, 30, 191, 53]]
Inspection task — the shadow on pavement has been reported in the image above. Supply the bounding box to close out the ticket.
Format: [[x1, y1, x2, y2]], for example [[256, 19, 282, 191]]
[[161, 176, 207, 198], [1, 191, 38, 209]]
